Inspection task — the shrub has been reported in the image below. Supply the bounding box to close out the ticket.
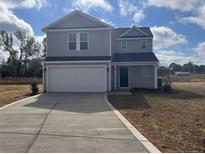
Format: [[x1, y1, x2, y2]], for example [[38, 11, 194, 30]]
[[163, 83, 172, 92], [30, 82, 39, 95]]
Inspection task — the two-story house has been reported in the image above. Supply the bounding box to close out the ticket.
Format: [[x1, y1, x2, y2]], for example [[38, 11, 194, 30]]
[[42, 10, 159, 92]]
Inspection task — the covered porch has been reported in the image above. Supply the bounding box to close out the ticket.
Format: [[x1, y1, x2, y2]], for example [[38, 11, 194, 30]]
[[111, 52, 159, 91]]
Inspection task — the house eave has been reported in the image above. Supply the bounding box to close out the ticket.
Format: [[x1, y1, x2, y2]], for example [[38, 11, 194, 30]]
[[117, 37, 153, 40], [112, 61, 159, 66], [42, 60, 111, 64]]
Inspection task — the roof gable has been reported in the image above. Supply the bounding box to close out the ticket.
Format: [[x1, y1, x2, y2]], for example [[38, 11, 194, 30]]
[[42, 10, 113, 32], [120, 26, 150, 38]]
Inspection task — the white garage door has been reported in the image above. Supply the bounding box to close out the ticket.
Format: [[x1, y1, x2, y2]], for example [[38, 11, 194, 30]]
[[47, 65, 107, 92]]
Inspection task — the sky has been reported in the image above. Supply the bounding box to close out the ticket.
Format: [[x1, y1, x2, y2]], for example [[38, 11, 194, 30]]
[[0, 0, 205, 66]]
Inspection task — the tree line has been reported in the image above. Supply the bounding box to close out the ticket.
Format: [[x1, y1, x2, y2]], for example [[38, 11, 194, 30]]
[[158, 62, 205, 76], [0, 31, 46, 78]]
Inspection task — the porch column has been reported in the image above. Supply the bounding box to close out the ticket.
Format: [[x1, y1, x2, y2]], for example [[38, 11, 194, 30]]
[[42, 63, 46, 92], [154, 65, 158, 89], [114, 65, 117, 90], [108, 62, 111, 91]]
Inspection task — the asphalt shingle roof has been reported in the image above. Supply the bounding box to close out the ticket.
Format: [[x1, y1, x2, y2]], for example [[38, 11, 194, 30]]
[[112, 52, 159, 62]]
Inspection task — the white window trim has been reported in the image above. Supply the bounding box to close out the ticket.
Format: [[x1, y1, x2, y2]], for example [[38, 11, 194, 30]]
[[68, 32, 89, 51], [142, 66, 149, 77], [68, 32, 77, 51], [141, 40, 147, 49], [80, 32, 89, 51], [121, 40, 127, 50]]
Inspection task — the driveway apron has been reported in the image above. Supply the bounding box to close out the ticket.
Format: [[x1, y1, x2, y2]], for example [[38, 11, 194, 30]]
[[0, 93, 148, 153]]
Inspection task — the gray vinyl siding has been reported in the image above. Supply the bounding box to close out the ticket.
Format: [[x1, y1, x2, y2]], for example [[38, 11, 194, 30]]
[[111, 29, 153, 54], [49, 13, 107, 29], [129, 65, 155, 88], [112, 39, 152, 54], [47, 30, 110, 57], [111, 65, 155, 90]]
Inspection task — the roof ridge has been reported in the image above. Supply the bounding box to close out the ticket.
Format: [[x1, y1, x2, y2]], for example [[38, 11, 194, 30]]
[[115, 26, 150, 29]]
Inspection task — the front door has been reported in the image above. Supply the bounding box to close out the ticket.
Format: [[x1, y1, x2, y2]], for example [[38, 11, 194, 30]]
[[120, 67, 129, 88]]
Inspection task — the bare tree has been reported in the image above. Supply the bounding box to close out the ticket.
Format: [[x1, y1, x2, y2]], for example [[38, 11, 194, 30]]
[[42, 37, 46, 58], [14, 30, 41, 76], [0, 31, 18, 75], [0, 30, 41, 76]]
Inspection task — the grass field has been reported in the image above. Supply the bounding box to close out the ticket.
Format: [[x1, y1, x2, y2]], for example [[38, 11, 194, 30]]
[[0, 84, 43, 107], [108, 82, 205, 152], [0, 77, 42, 85], [160, 74, 205, 82]]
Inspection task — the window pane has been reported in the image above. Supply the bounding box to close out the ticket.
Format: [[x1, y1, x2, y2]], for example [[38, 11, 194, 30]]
[[69, 33, 76, 42], [80, 33, 88, 41], [80, 42, 88, 50], [121, 40, 126, 49], [142, 66, 149, 76], [142, 40, 146, 49], [69, 42, 76, 50]]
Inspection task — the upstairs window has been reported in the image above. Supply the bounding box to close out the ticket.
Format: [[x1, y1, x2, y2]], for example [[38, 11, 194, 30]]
[[121, 40, 127, 50], [68, 32, 88, 51], [141, 40, 147, 49], [80, 32, 88, 50], [68, 33, 76, 50]]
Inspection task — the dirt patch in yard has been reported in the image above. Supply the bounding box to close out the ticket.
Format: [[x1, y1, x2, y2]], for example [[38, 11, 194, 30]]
[[0, 84, 43, 107], [108, 82, 205, 152]]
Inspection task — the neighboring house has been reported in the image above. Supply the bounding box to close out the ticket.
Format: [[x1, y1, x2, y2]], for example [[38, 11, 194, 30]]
[[42, 10, 159, 92]]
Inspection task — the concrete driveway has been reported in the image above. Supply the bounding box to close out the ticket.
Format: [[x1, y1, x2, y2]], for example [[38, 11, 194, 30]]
[[0, 93, 148, 153]]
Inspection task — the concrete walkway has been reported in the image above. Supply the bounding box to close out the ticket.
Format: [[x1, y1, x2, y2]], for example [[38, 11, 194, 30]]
[[0, 93, 148, 153]]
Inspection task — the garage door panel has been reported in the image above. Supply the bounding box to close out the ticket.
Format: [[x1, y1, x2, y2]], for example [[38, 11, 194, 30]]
[[47, 66, 107, 92]]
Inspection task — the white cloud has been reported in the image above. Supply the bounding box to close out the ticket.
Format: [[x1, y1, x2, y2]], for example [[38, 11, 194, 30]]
[[35, 35, 45, 43], [119, 0, 145, 24], [180, 16, 205, 30], [194, 42, 205, 57], [65, 0, 113, 13], [0, 0, 47, 35], [156, 50, 204, 66], [35, 34, 46, 50], [0, 0, 47, 62], [151, 26, 187, 49], [0, 50, 9, 64], [100, 18, 115, 27], [180, 4, 205, 30], [146, 0, 205, 30], [0, 5, 34, 35], [0, 0, 47, 10], [147, 0, 200, 12]]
